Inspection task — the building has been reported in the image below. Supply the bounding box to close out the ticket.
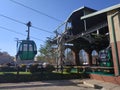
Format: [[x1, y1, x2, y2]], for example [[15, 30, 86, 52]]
[[58, 4, 120, 84]]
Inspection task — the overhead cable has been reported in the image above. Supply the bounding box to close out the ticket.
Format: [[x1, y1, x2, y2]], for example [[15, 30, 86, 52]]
[[0, 25, 45, 42], [0, 13, 53, 34], [32, 26, 53, 34], [10, 0, 62, 22], [0, 14, 26, 25]]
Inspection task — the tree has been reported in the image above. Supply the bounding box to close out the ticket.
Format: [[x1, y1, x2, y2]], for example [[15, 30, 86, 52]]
[[0, 51, 14, 64], [64, 48, 75, 65], [37, 40, 57, 64]]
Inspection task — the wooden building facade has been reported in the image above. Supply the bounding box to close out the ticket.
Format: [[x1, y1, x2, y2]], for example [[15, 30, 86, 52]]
[[58, 4, 120, 84]]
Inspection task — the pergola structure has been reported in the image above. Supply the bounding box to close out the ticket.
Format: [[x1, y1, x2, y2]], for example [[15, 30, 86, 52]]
[[57, 4, 120, 84]]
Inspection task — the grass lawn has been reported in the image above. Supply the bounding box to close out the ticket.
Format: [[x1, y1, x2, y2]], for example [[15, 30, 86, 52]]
[[0, 71, 89, 83], [0, 71, 31, 75]]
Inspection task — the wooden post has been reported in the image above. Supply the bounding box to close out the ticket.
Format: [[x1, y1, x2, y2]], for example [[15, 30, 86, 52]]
[[107, 10, 120, 76]]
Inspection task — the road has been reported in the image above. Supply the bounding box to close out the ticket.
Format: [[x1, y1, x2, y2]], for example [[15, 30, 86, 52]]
[[0, 80, 100, 90]]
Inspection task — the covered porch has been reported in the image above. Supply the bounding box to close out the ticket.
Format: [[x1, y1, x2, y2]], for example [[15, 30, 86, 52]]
[[58, 4, 120, 84]]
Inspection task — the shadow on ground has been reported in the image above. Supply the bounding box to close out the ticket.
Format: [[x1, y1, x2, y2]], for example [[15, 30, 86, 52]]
[[0, 80, 96, 90]]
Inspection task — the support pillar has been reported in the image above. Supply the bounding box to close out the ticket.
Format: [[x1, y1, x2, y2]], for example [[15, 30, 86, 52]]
[[107, 10, 120, 76], [73, 49, 80, 66], [88, 51, 92, 66], [86, 49, 92, 66]]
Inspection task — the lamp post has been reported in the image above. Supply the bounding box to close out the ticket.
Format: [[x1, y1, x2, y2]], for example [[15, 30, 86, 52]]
[[15, 37, 20, 77]]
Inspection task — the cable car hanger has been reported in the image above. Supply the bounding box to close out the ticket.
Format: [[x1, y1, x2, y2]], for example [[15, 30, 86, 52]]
[[26, 21, 31, 40]]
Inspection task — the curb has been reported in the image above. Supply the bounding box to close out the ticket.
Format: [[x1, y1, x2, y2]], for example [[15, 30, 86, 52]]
[[83, 80, 120, 90]]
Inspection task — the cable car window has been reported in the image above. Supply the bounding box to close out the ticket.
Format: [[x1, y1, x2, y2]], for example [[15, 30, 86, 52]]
[[19, 45, 22, 51], [23, 44, 27, 51], [34, 44, 37, 51], [29, 44, 33, 51]]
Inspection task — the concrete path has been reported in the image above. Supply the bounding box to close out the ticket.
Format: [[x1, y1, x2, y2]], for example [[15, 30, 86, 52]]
[[83, 79, 120, 90], [0, 79, 120, 90]]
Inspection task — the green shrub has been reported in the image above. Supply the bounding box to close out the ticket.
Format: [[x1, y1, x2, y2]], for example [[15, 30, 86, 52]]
[[0, 66, 16, 72], [63, 66, 73, 73], [44, 65, 55, 72], [19, 64, 26, 71], [29, 64, 39, 73], [20, 64, 26, 68]]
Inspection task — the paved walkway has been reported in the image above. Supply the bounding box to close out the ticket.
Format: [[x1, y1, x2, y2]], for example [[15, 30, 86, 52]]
[[83, 79, 120, 90], [0, 79, 120, 90]]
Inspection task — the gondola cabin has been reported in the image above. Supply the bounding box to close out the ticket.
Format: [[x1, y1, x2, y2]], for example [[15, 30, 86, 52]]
[[17, 40, 37, 60]]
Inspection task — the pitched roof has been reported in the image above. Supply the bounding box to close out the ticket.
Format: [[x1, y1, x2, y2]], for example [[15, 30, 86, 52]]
[[66, 6, 96, 22], [81, 4, 120, 20]]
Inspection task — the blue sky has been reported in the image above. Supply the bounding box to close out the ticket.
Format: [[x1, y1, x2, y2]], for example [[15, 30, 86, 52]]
[[0, 0, 120, 56]]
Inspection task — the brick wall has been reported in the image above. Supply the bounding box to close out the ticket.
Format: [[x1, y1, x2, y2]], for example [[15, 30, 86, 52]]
[[90, 74, 120, 85]]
